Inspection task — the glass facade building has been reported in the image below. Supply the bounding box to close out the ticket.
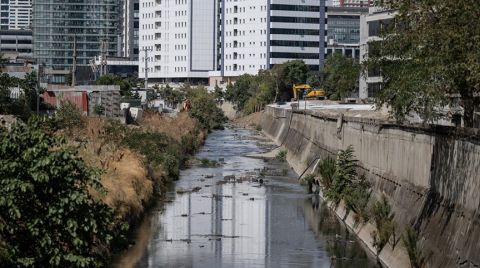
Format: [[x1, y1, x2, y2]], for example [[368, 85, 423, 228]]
[[327, 14, 360, 44], [33, 0, 120, 83]]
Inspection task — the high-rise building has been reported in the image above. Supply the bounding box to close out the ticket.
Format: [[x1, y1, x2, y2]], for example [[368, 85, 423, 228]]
[[32, 0, 121, 84], [0, 0, 32, 30], [139, 0, 327, 86], [210, 0, 327, 85], [121, 0, 140, 60], [138, 0, 217, 84]]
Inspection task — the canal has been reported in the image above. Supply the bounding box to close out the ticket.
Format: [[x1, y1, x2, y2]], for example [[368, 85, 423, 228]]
[[118, 126, 377, 268]]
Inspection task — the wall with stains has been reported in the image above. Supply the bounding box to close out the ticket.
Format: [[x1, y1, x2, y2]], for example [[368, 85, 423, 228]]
[[261, 106, 480, 268]]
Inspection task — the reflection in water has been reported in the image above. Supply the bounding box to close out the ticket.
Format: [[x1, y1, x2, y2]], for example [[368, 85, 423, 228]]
[[127, 128, 375, 268]]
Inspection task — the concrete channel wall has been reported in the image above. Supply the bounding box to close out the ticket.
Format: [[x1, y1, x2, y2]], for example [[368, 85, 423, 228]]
[[261, 106, 480, 268]]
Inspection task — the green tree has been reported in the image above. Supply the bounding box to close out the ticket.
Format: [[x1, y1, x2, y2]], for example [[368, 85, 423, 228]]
[[158, 84, 185, 108], [225, 74, 255, 110], [271, 60, 309, 100], [323, 53, 360, 100], [214, 84, 224, 103], [0, 118, 124, 267], [186, 86, 226, 130], [365, 0, 480, 126], [96, 75, 134, 97]]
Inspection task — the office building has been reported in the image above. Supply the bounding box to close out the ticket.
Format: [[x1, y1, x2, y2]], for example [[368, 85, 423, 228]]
[[32, 0, 121, 84], [325, 6, 368, 61], [358, 5, 395, 99]]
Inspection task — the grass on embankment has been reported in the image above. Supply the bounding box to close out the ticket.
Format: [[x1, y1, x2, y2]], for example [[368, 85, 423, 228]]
[[75, 112, 205, 222]]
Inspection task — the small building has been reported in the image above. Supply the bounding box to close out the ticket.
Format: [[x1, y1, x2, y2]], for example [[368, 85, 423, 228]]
[[42, 85, 122, 117]]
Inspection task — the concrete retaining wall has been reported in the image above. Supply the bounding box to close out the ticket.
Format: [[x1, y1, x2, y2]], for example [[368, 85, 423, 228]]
[[261, 106, 480, 268]]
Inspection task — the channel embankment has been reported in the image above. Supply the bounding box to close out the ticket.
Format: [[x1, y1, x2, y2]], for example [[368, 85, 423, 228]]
[[260, 105, 480, 268]]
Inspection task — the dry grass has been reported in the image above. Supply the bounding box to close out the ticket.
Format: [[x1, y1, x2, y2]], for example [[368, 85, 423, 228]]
[[75, 113, 202, 220], [140, 111, 198, 141], [234, 112, 264, 128]]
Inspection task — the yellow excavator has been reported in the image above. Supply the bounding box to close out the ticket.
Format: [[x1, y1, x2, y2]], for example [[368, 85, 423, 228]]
[[292, 84, 326, 101]]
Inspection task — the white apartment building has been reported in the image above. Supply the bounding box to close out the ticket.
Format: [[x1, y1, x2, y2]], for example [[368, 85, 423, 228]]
[[210, 0, 326, 85], [0, 0, 32, 30], [139, 0, 217, 83], [139, 0, 327, 85]]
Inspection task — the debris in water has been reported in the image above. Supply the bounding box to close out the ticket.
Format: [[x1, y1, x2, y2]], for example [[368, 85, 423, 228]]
[[249, 197, 255, 201], [224, 175, 236, 181], [176, 188, 189, 194], [205, 175, 214, 178], [192, 186, 202, 192]]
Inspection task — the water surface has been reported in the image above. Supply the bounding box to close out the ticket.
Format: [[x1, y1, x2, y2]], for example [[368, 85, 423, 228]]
[[128, 127, 376, 268]]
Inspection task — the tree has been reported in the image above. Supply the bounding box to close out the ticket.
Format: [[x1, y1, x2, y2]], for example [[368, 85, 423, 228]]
[[213, 84, 224, 103], [323, 53, 360, 100], [271, 60, 309, 100], [0, 118, 124, 267], [186, 86, 226, 130], [157, 84, 185, 108], [96, 75, 134, 97], [365, 0, 480, 126], [225, 74, 255, 110]]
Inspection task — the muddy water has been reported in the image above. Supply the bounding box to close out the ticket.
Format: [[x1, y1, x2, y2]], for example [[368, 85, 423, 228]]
[[120, 127, 377, 268]]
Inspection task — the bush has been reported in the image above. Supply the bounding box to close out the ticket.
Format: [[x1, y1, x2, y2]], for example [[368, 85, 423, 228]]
[[318, 157, 336, 189], [371, 195, 395, 252], [275, 149, 288, 162], [403, 227, 426, 268], [344, 175, 371, 223], [0, 117, 125, 267], [325, 146, 357, 204], [55, 101, 85, 132]]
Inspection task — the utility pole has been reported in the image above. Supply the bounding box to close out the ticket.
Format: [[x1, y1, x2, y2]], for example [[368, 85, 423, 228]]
[[71, 34, 77, 87], [100, 39, 108, 76], [36, 64, 44, 115], [142, 48, 152, 89]]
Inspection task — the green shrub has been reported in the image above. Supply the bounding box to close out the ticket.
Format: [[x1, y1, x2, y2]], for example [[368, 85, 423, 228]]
[[318, 157, 336, 189], [55, 101, 85, 132], [275, 149, 288, 162], [0, 117, 125, 267], [371, 195, 395, 252], [403, 227, 426, 268], [325, 146, 357, 204], [344, 175, 371, 223]]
